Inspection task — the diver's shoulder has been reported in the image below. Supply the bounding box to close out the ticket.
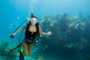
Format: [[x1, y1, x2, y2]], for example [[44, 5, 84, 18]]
[[24, 24, 27, 28]]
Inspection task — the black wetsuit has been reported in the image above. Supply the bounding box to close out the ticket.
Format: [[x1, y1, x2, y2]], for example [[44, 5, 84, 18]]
[[25, 22, 39, 44]]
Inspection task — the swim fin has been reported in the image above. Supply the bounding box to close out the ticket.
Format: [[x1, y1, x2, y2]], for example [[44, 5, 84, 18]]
[[19, 49, 24, 60]]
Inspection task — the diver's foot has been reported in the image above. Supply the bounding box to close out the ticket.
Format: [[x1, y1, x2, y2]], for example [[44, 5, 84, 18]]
[[19, 49, 24, 60]]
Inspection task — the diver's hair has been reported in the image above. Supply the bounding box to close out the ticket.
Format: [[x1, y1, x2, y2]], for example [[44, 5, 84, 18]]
[[35, 22, 40, 36], [31, 16, 37, 19], [31, 13, 37, 19]]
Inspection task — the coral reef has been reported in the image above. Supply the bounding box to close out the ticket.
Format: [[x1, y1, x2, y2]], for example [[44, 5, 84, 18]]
[[37, 12, 90, 60], [0, 41, 9, 56], [0, 41, 17, 59], [39, 12, 90, 47], [38, 55, 45, 60]]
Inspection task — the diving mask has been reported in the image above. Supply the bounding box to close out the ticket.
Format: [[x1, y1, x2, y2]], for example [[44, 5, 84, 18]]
[[31, 18, 37, 25]]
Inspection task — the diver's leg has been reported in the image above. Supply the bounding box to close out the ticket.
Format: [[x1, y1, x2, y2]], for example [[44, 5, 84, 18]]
[[28, 43, 34, 55], [23, 40, 28, 56]]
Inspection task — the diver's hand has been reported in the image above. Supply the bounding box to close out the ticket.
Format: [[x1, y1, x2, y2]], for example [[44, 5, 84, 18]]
[[47, 31, 51, 35], [10, 33, 15, 38], [13, 33, 16, 36]]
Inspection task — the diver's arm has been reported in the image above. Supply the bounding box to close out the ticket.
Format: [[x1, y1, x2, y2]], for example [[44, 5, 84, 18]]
[[13, 24, 27, 35], [39, 26, 51, 35]]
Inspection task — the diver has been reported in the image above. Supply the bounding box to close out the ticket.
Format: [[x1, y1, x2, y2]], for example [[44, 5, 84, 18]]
[[11, 13, 51, 56]]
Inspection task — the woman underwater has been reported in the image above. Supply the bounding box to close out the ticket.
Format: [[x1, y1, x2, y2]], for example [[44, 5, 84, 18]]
[[12, 13, 51, 56]]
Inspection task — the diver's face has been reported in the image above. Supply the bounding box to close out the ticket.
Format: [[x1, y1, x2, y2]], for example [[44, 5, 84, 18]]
[[31, 18, 37, 25]]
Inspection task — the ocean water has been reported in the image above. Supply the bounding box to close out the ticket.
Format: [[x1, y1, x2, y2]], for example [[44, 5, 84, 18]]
[[0, 0, 90, 60]]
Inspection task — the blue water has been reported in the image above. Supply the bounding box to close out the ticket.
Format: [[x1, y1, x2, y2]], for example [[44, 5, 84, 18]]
[[0, 0, 90, 60]]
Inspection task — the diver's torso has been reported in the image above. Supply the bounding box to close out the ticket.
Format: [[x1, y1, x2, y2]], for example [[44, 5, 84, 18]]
[[29, 25, 37, 33], [25, 23, 38, 40], [29, 25, 37, 39]]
